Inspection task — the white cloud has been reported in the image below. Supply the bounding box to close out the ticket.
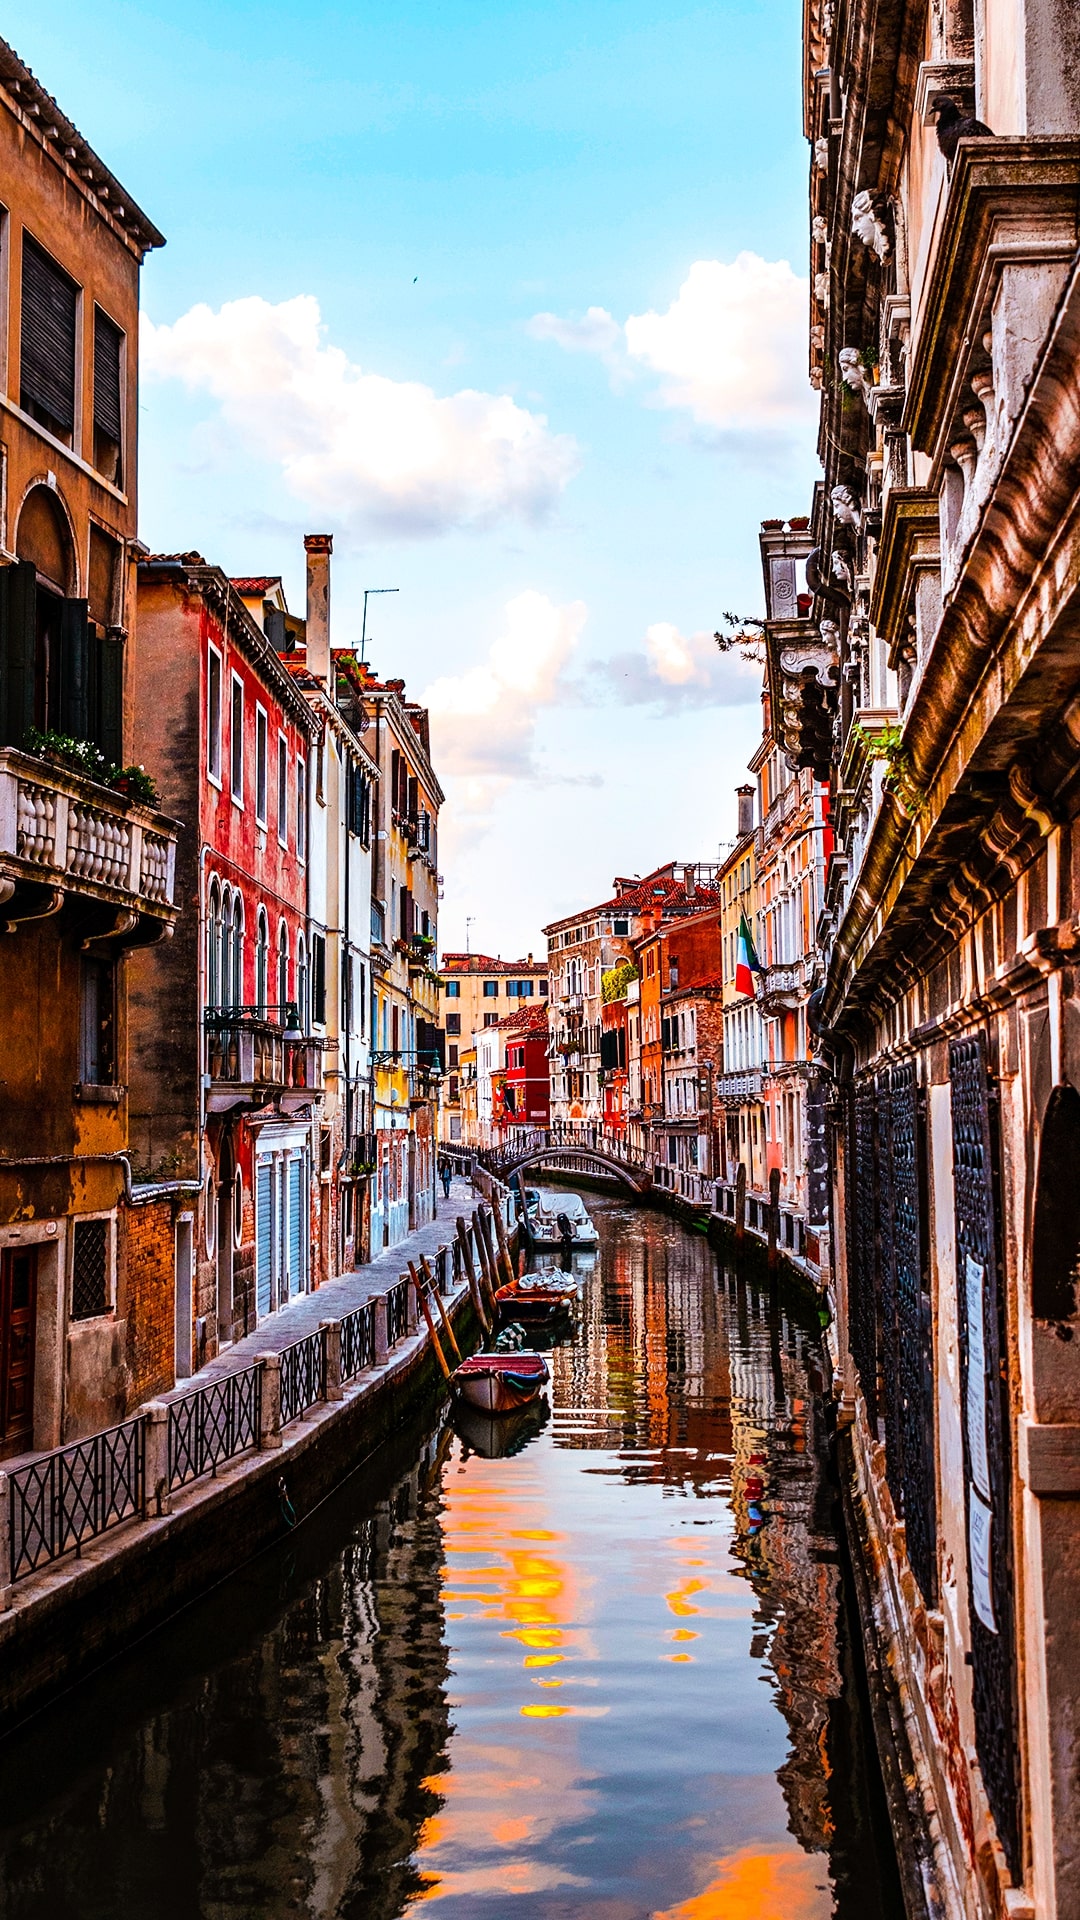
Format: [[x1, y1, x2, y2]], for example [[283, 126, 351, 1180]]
[[590, 621, 761, 711], [530, 253, 813, 436], [424, 589, 587, 781], [141, 295, 580, 539]]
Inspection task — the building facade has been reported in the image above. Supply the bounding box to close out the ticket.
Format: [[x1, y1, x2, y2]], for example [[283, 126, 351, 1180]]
[[130, 558, 320, 1367], [0, 38, 181, 1449], [778, 2, 1080, 1911], [437, 951, 548, 1142]]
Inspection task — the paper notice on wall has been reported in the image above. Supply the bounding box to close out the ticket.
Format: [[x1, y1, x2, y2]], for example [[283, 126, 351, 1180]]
[[965, 1253, 991, 1502], [969, 1485, 997, 1634]]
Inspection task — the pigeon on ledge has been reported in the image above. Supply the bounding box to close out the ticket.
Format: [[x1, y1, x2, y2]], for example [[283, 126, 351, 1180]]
[[933, 97, 994, 163]]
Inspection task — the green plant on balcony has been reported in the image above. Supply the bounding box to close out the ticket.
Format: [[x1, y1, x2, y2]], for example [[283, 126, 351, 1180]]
[[850, 720, 923, 815], [24, 728, 160, 808]]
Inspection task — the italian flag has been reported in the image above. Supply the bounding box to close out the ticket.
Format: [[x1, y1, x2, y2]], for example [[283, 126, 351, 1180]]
[[735, 913, 763, 998]]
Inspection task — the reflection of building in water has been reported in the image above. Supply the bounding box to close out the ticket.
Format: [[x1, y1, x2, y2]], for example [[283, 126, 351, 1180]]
[[725, 1271, 841, 1858], [548, 1209, 732, 1490], [0, 1436, 453, 1920]]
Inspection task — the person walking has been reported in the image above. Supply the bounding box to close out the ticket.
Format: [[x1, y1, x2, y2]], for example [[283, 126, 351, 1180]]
[[439, 1155, 452, 1200]]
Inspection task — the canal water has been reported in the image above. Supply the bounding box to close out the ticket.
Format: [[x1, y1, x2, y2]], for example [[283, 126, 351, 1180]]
[[0, 1196, 902, 1920]]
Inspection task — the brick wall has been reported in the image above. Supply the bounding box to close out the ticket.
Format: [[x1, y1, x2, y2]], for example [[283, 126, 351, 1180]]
[[120, 1199, 176, 1410]]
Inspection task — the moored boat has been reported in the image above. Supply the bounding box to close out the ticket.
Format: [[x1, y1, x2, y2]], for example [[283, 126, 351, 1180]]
[[523, 1188, 599, 1251], [450, 1350, 550, 1414], [495, 1272, 579, 1321]]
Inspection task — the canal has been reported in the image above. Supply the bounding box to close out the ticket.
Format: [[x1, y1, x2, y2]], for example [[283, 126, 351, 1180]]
[[0, 1196, 902, 1919]]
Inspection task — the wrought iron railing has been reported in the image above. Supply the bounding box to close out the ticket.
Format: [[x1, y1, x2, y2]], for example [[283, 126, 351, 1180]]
[[9, 1416, 145, 1581], [341, 1301, 375, 1381], [386, 1279, 409, 1349], [279, 1330, 327, 1426], [168, 1365, 262, 1489]]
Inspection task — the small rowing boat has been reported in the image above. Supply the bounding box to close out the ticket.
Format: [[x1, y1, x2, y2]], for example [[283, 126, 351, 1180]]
[[495, 1272, 579, 1321], [450, 1350, 550, 1414]]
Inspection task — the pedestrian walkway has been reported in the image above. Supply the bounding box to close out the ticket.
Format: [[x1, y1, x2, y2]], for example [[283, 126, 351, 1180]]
[[162, 1174, 480, 1398]]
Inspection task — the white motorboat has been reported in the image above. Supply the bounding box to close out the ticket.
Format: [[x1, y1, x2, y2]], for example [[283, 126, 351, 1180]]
[[523, 1188, 599, 1251]]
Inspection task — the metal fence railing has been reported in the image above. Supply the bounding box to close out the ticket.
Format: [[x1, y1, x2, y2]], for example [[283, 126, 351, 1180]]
[[340, 1301, 375, 1382], [168, 1365, 262, 1489], [9, 1416, 145, 1582], [279, 1329, 326, 1426], [386, 1278, 409, 1349]]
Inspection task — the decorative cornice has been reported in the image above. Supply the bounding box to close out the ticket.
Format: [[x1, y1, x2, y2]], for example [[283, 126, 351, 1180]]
[[869, 487, 940, 647]]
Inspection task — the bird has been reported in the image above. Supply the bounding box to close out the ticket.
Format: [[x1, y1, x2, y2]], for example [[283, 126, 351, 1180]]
[[933, 97, 993, 163]]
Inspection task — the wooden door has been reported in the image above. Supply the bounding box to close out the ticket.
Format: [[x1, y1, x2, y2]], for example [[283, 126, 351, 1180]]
[[0, 1248, 36, 1453]]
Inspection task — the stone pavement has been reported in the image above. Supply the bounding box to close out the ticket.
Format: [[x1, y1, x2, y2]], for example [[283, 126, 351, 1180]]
[[162, 1174, 481, 1396]]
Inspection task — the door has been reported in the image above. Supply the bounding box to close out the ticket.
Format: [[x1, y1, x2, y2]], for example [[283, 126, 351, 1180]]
[[216, 1183, 234, 1344], [287, 1155, 305, 1297], [0, 1248, 36, 1453], [256, 1160, 273, 1319]]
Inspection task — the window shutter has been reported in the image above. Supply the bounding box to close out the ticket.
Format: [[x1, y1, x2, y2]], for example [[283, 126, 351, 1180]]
[[0, 561, 38, 746], [93, 309, 123, 445], [59, 599, 90, 741], [96, 633, 124, 765], [312, 934, 326, 1023], [21, 237, 77, 434]]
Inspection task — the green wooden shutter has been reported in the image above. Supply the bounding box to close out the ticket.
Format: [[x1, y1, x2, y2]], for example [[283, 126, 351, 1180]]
[[0, 561, 38, 747], [59, 599, 90, 741], [97, 632, 124, 765]]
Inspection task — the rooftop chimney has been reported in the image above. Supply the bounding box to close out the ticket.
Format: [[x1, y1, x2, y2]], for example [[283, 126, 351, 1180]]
[[304, 534, 333, 688], [737, 784, 755, 838], [682, 864, 695, 893]]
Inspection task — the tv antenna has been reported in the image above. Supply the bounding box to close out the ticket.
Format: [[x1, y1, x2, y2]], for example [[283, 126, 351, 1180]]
[[360, 587, 399, 663]]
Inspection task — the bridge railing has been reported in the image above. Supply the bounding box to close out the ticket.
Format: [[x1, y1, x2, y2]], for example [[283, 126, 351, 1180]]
[[477, 1122, 652, 1187]]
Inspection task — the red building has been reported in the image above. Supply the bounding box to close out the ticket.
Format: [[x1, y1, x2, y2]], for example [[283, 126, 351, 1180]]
[[493, 1001, 549, 1130], [129, 557, 321, 1370]]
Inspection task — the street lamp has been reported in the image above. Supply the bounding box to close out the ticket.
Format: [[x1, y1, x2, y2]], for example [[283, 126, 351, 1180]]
[[360, 587, 400, 663]]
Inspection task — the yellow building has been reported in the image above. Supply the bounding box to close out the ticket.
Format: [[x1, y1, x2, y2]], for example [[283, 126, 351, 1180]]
[[438, 952, 548, 1143]]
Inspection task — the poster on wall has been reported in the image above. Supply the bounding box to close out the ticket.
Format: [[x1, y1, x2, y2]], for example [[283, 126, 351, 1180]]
[[965, 1253, 991, 1501], [969, 1485, 997, 1634]]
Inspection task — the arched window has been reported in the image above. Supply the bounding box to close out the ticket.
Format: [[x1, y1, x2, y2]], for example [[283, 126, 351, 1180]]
[[230, 895, 244, 1010], [207, 880, 221, 1009], [297, 935, 309, 1033], [277, 921, 289, 1018], [256, 909, 269, 1016]]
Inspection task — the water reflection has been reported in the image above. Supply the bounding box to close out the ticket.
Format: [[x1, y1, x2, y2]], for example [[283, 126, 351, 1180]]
[[0, 1197, 900, 1920]]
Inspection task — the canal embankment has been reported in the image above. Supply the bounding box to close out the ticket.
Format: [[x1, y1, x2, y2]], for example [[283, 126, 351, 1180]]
[[0, 1177, 514, 1732]]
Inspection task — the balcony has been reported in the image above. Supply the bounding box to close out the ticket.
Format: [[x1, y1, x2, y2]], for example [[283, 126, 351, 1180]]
[[764, 618, 838, 781], [205, 1010, 323, 1115], [716, 1069, 763, 1103], [0, 748, 179, 941], [757, 961, 806, 1014]]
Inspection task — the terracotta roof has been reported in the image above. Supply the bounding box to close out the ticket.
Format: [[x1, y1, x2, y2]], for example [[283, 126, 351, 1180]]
[[497, 1001, 549, 1034], [0, 37, 165, 256], [440, 953, 546, 975], [544, 864, 721, 933], [230, 577, 281, 595]]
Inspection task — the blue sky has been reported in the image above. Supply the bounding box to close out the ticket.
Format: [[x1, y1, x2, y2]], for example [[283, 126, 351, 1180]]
[[12, 0, 818, 953]]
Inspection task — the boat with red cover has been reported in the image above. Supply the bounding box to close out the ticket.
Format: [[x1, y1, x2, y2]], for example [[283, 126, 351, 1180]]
[[495, 1272, 578, 1321], [450, 1350, 550, 1414]]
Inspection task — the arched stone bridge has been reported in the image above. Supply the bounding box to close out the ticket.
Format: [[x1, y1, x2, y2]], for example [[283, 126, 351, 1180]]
[[477, 1127, 653, 1195]]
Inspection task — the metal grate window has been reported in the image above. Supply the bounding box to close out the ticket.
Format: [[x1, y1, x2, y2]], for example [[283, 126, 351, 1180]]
[[71, 1219, 109, 1320]]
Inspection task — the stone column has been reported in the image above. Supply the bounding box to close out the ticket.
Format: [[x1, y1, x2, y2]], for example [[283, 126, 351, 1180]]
[[321, 1320, 343, 1402], [374, 1296, 389, 1366], [405, 1274, 419, 1336], [143, 1401, 171, 1516], [258, 1353, 282, 1448]]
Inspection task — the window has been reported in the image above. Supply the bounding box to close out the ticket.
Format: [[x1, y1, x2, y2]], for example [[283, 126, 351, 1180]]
[[93, 307, 123, 484], [207, 646, 222, 783], [371, 899, 385, 946], [613, 918, 629, 936], [79, 959, 115, 1084], [483, 1011, 498, 1028], [448, 1044, 459, 1067], [297, 936, 309, 1031], [311, 933, 327, 1024], [444, 980, 460, 998], [255, 707, 268, 826], [229, 894, 244, 1009], [347, 764, 371, 843], [256, 910, 269, 1015], [277, 922, 289, 1015], [230, 676, 244, 802], [297, 757, 307, 863], [207, 881, 221, 1007], [71, 1218, 110, 1320], [277, 734, 288, 844], [446, 1013, 461, 1036], [21, 234, 77, 445], [483, 981, 498, 998]]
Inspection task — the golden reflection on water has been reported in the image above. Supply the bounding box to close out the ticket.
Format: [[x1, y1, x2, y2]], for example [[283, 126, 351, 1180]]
[[412, 1204, 844, 1916]]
